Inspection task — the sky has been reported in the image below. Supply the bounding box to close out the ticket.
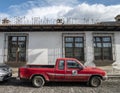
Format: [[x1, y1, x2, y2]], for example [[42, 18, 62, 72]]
[[0, 0, 120, 23]]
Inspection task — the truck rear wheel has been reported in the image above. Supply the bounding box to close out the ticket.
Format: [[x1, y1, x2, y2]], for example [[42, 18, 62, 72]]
[[89, 76, 102, 87], [32, 76, 45, 88]]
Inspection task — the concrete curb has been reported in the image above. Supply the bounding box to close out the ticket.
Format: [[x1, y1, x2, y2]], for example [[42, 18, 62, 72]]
[[108, 74, 120, 80]]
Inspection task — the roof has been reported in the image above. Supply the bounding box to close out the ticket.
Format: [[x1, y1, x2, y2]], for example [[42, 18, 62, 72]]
[[0, 24, 120, 32]]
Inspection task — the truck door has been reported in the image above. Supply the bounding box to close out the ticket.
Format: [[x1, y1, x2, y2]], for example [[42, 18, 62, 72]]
[[65, 60, 85, 81], [55, 60, 65, 81]]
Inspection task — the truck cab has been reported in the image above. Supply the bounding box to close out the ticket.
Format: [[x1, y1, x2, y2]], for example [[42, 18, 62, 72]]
[[53, 58, 106, 82], [54, 58, 85, 81]]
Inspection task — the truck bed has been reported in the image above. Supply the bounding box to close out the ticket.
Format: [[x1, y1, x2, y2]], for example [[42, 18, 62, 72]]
[[27, 65, 55, 68]]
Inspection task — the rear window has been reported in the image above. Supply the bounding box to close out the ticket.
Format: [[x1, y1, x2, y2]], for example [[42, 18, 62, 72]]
[[58, 60, 64, 70]]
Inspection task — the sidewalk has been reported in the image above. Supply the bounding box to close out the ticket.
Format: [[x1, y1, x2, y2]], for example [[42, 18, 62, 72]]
[[98, 66, 120, 75], [98, 66, 120, 79]]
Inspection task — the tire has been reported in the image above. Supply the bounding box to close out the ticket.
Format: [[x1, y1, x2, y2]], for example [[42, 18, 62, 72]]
[[89, 76, 102, 87], [32, 76, 45, 88]]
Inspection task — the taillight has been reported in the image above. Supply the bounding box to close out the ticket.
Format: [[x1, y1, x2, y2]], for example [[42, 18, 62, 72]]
[[18, 68, 20, 77]]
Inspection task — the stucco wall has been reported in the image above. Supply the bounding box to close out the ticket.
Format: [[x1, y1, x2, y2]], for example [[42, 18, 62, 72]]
[[27, 32, 95, 65], [0, 31, 120, 66], [114, 32, 120, 64], [28, 32, 62, 65], [0, 32, 4, 63], [84, 32, 95, 66]]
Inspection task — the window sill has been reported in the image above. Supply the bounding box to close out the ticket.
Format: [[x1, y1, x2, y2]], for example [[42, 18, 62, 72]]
[[93, 60, 115, 66]]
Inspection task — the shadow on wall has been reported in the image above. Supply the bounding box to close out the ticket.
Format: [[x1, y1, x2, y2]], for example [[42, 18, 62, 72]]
[[28, 50, 44, 64]]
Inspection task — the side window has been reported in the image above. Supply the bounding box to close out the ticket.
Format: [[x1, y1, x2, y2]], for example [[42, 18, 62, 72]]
[[67, 60, 80, 69], [58, 60, 64, 70]]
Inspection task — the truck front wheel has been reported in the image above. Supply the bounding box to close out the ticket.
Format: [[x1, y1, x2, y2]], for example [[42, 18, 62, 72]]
[[32, 76, 45, 88], [89, 76, 102, 87]]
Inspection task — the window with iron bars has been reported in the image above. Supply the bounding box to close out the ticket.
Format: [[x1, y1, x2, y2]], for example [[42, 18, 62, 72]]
[[64, 37, 84, 61], [94, 36, 113, 60]]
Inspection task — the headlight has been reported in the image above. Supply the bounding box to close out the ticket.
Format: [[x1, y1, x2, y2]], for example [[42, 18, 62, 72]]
[[0, 69, 6, 76], [0, 69, 4, 72], [0, 73, 6, 76], [2, 68, 8, 71], [0, 67, 12, 72], [104, 71, 107, 77], [9, 68, 12, 72]]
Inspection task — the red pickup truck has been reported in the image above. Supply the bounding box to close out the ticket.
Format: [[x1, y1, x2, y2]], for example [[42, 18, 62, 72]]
[[19, 58, 107, 87]]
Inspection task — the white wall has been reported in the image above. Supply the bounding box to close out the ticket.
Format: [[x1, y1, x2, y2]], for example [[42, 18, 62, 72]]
[[114, 32, 120, 64], [28, 32, 62, 65], [0, 32, 4, 63], [28, 32, 95, 65], [84, 32, 95, 66], [0, 31, 120, 66]]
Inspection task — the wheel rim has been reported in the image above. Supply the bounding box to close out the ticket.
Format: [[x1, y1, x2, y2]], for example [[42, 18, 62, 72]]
[[34, 77, 43, 87], [91, 77, 101, 87]]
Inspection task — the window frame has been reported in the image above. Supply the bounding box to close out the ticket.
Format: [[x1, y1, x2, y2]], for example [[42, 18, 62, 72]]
[[58, 60, 65, 70], [8, 36, 27, 62], [64, 36, 84, 61], [94, 36, 113, 60], [67, 60, 81, 69]]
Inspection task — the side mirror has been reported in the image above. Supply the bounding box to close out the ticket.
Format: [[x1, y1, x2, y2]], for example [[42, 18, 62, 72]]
[[78, 65, 83, 70]]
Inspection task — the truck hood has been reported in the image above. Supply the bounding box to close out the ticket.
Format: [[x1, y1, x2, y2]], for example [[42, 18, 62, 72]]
[[84, 66, 103, 70], [83, 66, 106, 76]]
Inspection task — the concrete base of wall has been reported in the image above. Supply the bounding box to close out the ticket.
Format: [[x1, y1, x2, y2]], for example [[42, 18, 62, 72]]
[[5, 62, 26, 67], [94, 60, 114, 66]]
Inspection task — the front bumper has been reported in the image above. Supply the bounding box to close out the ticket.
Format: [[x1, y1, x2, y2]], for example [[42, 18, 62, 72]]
[[0, 72, 12, 81], [102, 75, 108, 80]]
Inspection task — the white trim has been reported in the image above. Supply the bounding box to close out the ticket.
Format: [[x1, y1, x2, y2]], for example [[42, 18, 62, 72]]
[[47, 73, 91, 76]]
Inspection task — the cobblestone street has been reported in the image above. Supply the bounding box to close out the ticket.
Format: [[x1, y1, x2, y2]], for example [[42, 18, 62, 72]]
[[0, 77, 119, 93]]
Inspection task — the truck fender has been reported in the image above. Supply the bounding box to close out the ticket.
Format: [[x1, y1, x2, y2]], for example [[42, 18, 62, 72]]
[[30, 73, 50, 81], [88, 75, 103, 81]]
